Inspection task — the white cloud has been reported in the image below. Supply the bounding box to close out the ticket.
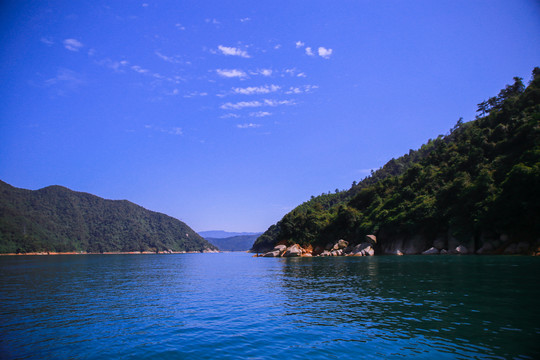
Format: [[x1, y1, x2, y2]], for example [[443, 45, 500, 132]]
[[295, 41, 305, 48], [41, 37, 54, 46], [205, 18, 220, 25], [63, 38, 83, 51], [237, 123, 262, 129], [131, 65, 149, 74], [232, 85, 280, 95], [305, 47, 315, 56], [221, 113, 240, 118], [240, 17, 251, 22], [250, 111, 271, 117], [155, 51, 182, 63], [221, 101, 262, 110], [318, 47, 333, 59], [169, 127, 183, 135], [175, 23, 186, 30], [216, 69, 247, 78], [274, 44, 282, 50], [184, 91, 208, 98], [218, 45, 250, 58], [221, 98, 294, 110], [259, 69, 272, 77], [297, 72, 307, 78], [285, 85, 319, 94]]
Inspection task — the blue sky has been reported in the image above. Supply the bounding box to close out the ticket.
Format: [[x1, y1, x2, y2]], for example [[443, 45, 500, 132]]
[[1, 1, 539, 232]]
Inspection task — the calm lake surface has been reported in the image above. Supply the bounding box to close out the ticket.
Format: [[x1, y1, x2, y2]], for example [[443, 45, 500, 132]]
[[1, 253, 539, 359]]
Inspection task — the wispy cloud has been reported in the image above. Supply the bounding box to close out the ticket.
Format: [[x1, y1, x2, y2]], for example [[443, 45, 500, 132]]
[[63, 38, 83, 52], [240, 17, 251, 22], [295, 41, 305, 48], [155, 51, 182, 63], [145, 124, 183, 136], [205, 18, 220, 25], [305, 47, 315, 56], [218, 45, 250, 58], [232, 85, 280, 95], [41, 37, 54, 46], [216, 69, 248, 78], [318, 47, 333, 59], [175, 23, 186, 30], [221, 113, 240, 119], [184, 91, 208, 98], [237, 123, 262, 129], [221, 101, 262, 110], [250, 111, 272, 117], [285, 85, 319, 94], [131, 65, 149, 74], [221, 99, 295, 110]]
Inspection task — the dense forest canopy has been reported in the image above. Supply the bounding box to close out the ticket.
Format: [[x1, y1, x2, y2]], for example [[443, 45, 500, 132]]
[[252, 68, 540, 254], [0, 181, 217, 254]]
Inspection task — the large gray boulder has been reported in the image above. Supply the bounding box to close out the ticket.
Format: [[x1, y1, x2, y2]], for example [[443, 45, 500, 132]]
[[451, 245, 468, 254], [283, 244, 302, 257], [422, 247, 439, 255], [263, 250, 281, 257], [273, 245, 287, 256]]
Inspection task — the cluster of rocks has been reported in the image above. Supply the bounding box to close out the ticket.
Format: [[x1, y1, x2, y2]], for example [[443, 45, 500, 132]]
[[258, 234, 540, 258], [260, 235, 377, 258]]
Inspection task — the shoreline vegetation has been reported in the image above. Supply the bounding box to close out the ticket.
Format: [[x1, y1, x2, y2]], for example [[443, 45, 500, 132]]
[[252, 68, 540, 256]]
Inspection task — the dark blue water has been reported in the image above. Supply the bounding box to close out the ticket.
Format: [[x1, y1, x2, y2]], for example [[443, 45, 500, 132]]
[[1, 253, 539, 359]]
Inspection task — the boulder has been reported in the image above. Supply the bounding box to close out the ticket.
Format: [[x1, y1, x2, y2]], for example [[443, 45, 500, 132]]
[[422, 247, 439, 255], [274, 245, 287, 254], [302, 253, 312, 257], [337, 239, 349, 249], [364, 246, 375, 256], [394, 250, 404, 256], [440, 249, 448, 254], [283, 244, 302, 257], [320, 250, 331, 257], [452, 245, 468, 254], [365, 235, 377, 244], [263, 250, 281, 257]]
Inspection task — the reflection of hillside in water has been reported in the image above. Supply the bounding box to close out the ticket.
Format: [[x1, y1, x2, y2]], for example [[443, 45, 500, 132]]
[[276, 256, 540, 357]]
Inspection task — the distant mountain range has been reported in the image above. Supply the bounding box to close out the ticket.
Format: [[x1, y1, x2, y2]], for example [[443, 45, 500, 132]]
[[198, 230, 262, 239], [0, 181, 217, 254], [204, 234, 261, 252]]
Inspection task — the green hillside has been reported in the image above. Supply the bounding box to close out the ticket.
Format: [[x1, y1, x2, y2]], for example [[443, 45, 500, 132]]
[[0, 181, 217, 254], [252, 68, 540, 254]]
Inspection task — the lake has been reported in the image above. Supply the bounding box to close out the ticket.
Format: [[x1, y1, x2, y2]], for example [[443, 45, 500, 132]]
[[1, 253, 539, 359]]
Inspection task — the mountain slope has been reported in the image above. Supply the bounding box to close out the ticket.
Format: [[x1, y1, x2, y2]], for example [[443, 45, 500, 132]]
[[252, 68, 540, 254], [0, 181, 217, 254]]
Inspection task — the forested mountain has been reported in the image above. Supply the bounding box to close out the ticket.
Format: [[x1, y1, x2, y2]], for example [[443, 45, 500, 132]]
[[252, 68, 540, 254], [0, 181, 217, 254]]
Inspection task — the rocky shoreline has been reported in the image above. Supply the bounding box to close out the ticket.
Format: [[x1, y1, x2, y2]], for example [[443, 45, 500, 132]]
[[255, 235, 540, 257]]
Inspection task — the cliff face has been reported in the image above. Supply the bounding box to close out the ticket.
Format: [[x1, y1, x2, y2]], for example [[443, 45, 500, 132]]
[[252, 69, 540, 255], [0, 181, 217, 254]]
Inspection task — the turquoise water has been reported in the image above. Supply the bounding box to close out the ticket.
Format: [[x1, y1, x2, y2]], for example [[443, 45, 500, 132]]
[[1, 253, 539, 359]]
